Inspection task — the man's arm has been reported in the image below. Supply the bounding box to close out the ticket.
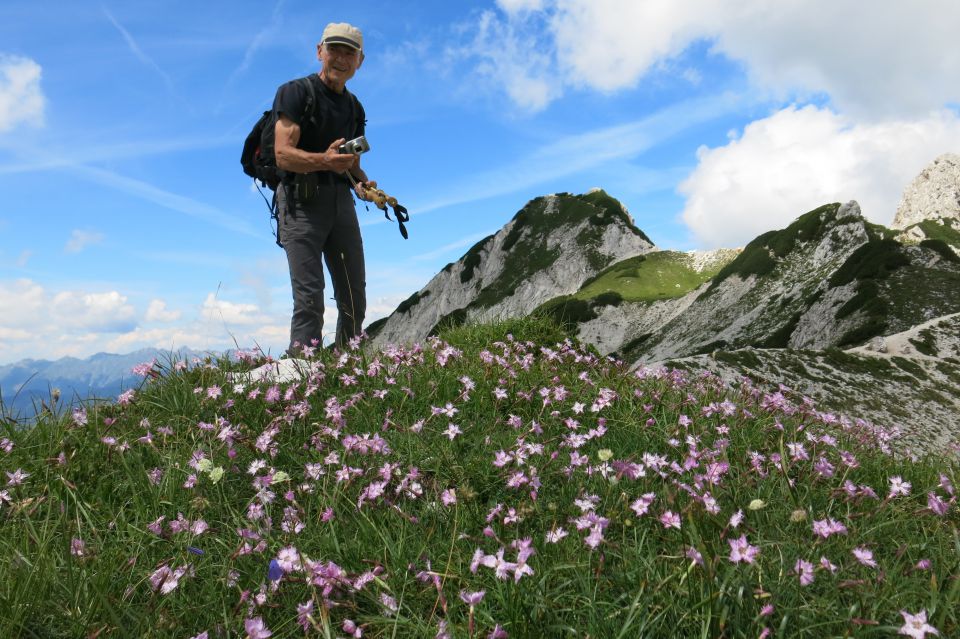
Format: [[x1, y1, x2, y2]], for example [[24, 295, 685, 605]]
[[274, 115, 357, 174]]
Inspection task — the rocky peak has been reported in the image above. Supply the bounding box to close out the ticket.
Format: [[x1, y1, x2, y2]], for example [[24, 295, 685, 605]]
[[368, 190, 655, 348], [891, 153, 960, 229]]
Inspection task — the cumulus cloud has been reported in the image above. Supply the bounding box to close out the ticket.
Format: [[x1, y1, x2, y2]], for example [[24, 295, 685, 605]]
[[64, 230, 105, 254], [0, 54, 44, 132], [200, 293, 269, 326], [50, 290, 138, 332], [0, 279, 293, 363], [462, 1, 960, 118], [145, 299, 181, 323], [678, 106, 960, 248]]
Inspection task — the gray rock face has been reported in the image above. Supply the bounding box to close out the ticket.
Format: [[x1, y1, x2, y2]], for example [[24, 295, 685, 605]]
[[892, 153, 960, 229], [369, 192, 655, 349]]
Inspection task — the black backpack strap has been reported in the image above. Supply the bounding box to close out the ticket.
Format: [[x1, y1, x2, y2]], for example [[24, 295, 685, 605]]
[[299, 75, 318, 131]]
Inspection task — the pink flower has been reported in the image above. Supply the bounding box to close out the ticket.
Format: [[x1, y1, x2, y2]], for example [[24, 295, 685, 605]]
[[488, 625, 508, 639], [812, 517, 847, 539], [898, 609, 939, 638], [728, 534, 759, 564], [685, 546, 704, 567], [131, 360, 156, 376], [459, 590, 486, 606], [117, 389, 136, 405], [852, 547, 878, 568], [728, 509, 744, 529], [71, 538, 87, 557], [441, 489, 457, 506], [630, 493, 656, 517], [927, 492, 950, 516], [5, 468, 29, 486], [149, 564, 190, 595], [244, 616, 273, 639], [794, 558, 814, 586], [659, 510, 681, 529], [545, 527, 568, 543], [296, 600, 315, 631], [889, 476, 912, 498]]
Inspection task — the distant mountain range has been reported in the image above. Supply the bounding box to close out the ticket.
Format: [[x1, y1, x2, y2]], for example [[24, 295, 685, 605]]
[[0, 348, 203, 419]]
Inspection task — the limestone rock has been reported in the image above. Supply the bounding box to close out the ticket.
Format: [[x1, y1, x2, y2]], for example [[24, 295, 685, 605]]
[[891, 153, 960, 229]]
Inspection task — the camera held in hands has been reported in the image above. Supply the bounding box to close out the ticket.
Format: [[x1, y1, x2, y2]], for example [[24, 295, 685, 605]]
[[339, 135, 370, 155]]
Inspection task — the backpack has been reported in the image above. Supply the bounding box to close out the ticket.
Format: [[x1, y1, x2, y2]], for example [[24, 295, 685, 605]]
[[241, 75, 318, 189], [240, 75, 363, 246]]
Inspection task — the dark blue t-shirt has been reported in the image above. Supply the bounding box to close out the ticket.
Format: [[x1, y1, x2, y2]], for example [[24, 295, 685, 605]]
[[272, 74, 365, 156]]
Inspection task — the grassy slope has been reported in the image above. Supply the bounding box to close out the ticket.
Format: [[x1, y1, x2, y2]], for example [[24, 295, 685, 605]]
[[1, 317, 958, 638], [576, 251, 724, 303]]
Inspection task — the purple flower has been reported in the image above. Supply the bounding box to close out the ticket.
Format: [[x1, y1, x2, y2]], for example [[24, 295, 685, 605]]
[[728, 534, 759, 564], [659, 510, 681, 530], [70, 538, 87, 557], [267, 559, 283, 581], [244, 617, 272, 639], [852, 546, 878, 568], [685, 546, 704, 567], [927, 492, 950, 516], [460, 590, 486, 606], [488, 625, 509, 639], [441, 489, 457, 507], [794, 558, 814, 586]]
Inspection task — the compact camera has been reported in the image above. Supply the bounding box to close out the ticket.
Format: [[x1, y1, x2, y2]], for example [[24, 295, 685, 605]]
[[339, 135, 370, 155]]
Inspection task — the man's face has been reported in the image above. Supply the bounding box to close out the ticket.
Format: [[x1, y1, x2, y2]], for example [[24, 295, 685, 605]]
[[318, 42, 363, 85]]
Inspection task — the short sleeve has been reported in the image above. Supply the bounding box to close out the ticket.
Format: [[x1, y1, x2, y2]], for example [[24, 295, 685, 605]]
[[273, 80, 308, 126]]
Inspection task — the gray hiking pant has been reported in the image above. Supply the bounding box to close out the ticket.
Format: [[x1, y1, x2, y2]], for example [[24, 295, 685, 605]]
[[277, 178, 366, 351]]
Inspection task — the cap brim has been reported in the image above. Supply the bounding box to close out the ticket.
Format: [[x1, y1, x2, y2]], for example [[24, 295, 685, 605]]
[[323, 36, 361, 50]]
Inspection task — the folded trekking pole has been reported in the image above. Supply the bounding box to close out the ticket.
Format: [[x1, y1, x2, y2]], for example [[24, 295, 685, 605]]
[[347, 171, 410, 239], [346, 174, 410, 239]]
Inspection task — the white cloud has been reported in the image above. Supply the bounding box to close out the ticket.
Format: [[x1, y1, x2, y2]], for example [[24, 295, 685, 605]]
[[464, 1, 960, 118], [200, 293, 269, 326], [449, 9, 561, 112], [64, 229, 105, 254], [0, 54, 44, 132], [145, 299, 182, 323], [0, 279, 140, 353], [678, 106, 960, 248], [0, 279, 295, 363], [50, 290, 138, 332], [0, 279, 45, 327]]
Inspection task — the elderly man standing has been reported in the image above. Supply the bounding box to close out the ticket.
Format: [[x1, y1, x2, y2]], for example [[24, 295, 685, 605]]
[[272, 22, 375, 354]]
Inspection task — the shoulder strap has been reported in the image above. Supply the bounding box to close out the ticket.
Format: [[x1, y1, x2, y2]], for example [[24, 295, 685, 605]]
[[298, 75, 319, 130]]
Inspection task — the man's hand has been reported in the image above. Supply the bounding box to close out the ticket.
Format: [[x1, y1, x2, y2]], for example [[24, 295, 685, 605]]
[[354, 180, 378, 201], [323, 138, 358, 172]]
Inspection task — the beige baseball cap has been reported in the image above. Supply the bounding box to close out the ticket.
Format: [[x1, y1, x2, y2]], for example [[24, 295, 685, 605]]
[[321, 23, 363, 51]]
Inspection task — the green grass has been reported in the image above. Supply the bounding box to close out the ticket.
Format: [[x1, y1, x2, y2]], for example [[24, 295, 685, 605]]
[[912, 219, 960, 248], [575, 252, 723, 304], [1, 317, 958, 638]]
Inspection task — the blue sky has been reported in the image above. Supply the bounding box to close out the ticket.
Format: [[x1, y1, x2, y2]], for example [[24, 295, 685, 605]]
[[1, 0, 959, 364]]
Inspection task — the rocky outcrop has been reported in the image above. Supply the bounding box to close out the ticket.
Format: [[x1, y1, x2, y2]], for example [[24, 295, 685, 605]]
[[660, 314, 960, 457], [367, 190, 655, 348], [892, 153, 960, 229]]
